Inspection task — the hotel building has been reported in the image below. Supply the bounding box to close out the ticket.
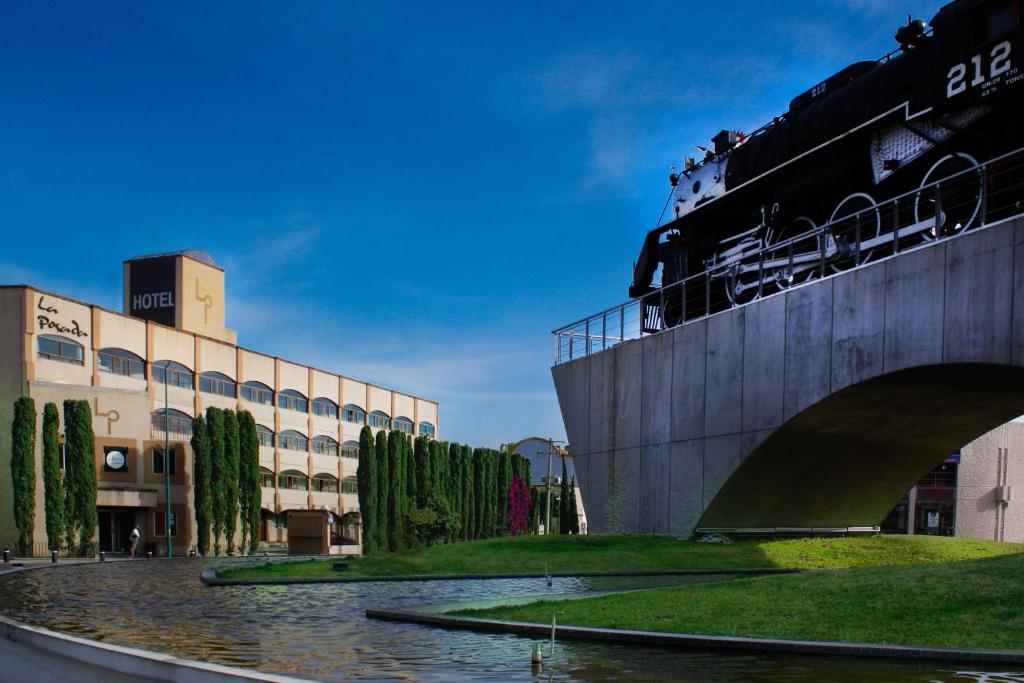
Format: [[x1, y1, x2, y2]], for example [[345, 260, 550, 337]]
[[0, 251, 439, 556]]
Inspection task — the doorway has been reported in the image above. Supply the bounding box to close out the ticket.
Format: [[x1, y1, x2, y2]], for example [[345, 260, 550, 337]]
[[99, 508, 136, 554]]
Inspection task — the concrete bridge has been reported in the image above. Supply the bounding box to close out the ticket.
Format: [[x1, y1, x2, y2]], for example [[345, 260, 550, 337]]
[[552, 213, 1024, 537]]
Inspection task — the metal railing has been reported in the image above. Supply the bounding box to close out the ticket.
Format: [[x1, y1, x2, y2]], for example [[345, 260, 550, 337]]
[[553, 145, 1024, 365]]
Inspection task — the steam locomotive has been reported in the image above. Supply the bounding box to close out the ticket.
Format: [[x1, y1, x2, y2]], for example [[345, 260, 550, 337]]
[[630, 0, 1024, 326]]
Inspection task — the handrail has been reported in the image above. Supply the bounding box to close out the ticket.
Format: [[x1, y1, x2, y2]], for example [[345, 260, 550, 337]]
[[553, 145, 1024, 365]]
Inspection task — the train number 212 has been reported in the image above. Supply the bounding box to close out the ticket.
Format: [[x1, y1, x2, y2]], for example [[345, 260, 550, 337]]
[[947, 40, 1012, 98]]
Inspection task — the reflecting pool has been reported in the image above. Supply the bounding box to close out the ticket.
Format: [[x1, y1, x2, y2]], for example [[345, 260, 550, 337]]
[[0, 559, 1021, 682]]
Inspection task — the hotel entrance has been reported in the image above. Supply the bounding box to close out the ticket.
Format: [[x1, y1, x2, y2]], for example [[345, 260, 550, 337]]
[[99, 508, 137, 554]]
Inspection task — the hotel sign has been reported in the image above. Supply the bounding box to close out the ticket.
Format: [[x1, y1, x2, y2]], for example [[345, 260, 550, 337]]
[[128, 256, 176, 326]]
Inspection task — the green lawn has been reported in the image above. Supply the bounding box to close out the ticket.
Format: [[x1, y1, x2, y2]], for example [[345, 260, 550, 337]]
[[216, 533, 1023, 581], [455, 551, 1024, 650]]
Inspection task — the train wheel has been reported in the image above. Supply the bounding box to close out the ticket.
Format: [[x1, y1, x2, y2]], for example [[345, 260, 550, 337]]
[[767, 216, 817, 290], [723, 236, 765, 308], [828, 193, 881, 273], [914, 153, 982, 241]]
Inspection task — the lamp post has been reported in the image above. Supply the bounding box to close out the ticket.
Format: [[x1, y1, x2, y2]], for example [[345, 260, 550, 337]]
[[161, 361, 172, 559]]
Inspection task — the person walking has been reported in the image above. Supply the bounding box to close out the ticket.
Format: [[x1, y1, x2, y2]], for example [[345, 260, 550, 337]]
[[129, 526, 141, 558]]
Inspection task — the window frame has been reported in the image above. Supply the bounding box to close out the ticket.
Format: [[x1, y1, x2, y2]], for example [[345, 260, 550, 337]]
[[341, 477, 359, 495], [199, 371, 237, 398], [37, 334, 85, 365], [152, 361, 194, 389], [255, 424, 274, 448], [341, 404, 366, 424], [313, 473, 339, 493], [277, 429, 308, 452], [152, 448, 177, 476], [154, 511, 178, 537], [312, 435, 339, 456], [241, 381, 274, 406], [259, 467, 275, 488], [418, 421, 435, 437], [368, 410, 391, 430], [97, 347, 146, 379], [312, 397, 339, 419], [278, 469, 309, 491], [341, 440, 360, 459], [278, 389, 308, 413], [394, 416, 414, 434]]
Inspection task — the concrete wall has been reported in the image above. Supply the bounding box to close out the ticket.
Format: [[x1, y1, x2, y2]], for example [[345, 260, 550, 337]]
[[957, 420, 1024, 543], [555, 215, 1024, 537], [0, 614, 305, 683]]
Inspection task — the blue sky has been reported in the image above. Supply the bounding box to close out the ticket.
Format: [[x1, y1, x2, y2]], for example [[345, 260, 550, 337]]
[[0, 0, 940, 445]]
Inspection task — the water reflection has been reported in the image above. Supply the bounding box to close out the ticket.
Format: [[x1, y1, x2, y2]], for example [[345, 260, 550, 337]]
[[0, 560, 1020, 682]]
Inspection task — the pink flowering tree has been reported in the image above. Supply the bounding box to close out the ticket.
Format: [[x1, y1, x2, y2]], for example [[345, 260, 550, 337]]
[[507, 474, 531, 535]]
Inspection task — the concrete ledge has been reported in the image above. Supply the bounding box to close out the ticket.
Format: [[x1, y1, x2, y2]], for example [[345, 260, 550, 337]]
[[0, 615, 308, 682], [202, 567, 799, 586], [364, 608, 1024, 665]]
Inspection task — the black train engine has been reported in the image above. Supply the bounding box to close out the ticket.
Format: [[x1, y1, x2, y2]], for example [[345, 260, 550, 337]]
[[630, 0, 1024, 329]]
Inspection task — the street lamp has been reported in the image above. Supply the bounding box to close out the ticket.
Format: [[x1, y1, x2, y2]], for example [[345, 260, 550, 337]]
[[159, 360, 172, 559]]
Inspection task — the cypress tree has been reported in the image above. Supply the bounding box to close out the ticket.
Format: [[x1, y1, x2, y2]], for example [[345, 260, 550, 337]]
[[191, 415, 211, 556], [11, 397, 36, 556], [223, 410, 240, 554], [356, 425, 376, 553], [236, 411, 260, 554], [406, 432, 418, 512], [42, 402, 64, 553], [62, 400, 78, 553], [206, 407, 226, 555], [386, 430, 402, 551], [497, 450, 512, 536], [414, 436, 429, 507], [433, 440, 447, 501], [559, 458, 571, 534], [70, 400, 97, 556], [568, 476, 580, 534], [446, 442, 460, 542], [404, 434, 416, 546], [461, 445, 473, 540], [472, 448, 485, 539], [374, 429, 389, 552]]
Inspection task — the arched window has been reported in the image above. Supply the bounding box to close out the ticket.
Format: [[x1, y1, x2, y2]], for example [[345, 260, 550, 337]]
[[341, 440, 360, 459], [341, 476, 359, 495], [152, 360, 193, 389], [277, 429, 308, 451], [255, 424, 274, 448], [278, 389, 308, 413], [418, 421, 435, 438], [368, 410, 391, 430], [98, 347, 145, 379], [279, 469, 308, 490], [241, 380, 273, 405], [312, 435, 339, 456], [151, 408, 193, 440], [313, 473, 339, 493], [199, 371, 236, 398], [312, 397, 339, 419], [341, 404, 365, 424], [394, 416, 413, 434], [37, 335, 85, 365], [259, 466, 275, 488]]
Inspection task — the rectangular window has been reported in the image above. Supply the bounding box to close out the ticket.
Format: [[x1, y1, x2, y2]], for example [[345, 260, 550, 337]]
[[98, 352, 145, 379], [341, 443, 359, 459], [312, 439, 338, 456], [257, 428, 274, 448], [277, 433, 308, 451], [314, 477, 339, 493], [199, 375, 236, 397], [152, 449, 177, 475], [153, 365, 193, 389], [341, 478, 359, 495], [103, 446, 129, 473], [279, 394, 308, 413], [313, 400, 338, 418], [154, 511, 178, 537], [37, 336, 85, 364], [342, 407, 365, 424], [241, 384, 274, 405], [260, 470, 275, 488], [280, 474, 308, 490]]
